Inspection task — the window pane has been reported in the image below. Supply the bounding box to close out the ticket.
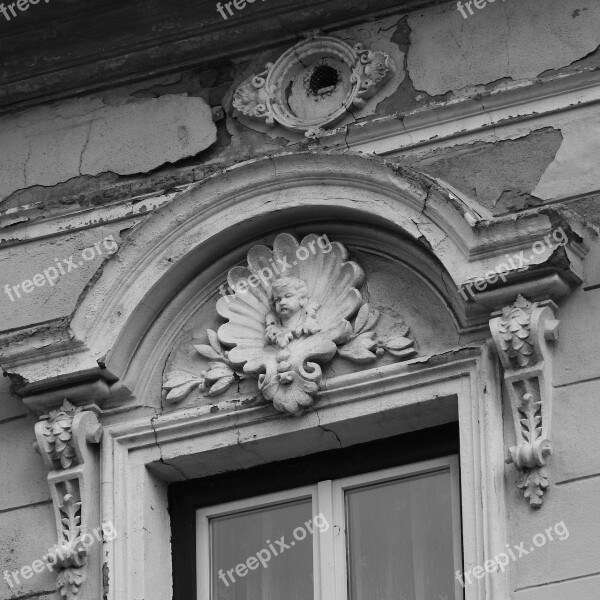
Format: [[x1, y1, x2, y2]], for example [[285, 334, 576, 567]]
[[346, 469, 456, 600], [210, 498, 314, 600]]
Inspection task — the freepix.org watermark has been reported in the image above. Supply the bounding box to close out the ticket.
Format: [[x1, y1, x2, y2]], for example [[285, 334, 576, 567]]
[[3, 235, 118, 303], [0, 0, 50, 23], [218, 513, 330, 587], [3, 521, 117, 589], [215, 0, 265, 21], [455, 520, 569, 587], [219, 234, 332, 302], [456, 0, 509, 19], [459, 226, 568, 300]]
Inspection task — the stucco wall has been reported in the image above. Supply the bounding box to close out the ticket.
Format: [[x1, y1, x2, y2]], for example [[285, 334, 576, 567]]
[[1, 0, 600, 598], [0, 376, 59, 600]]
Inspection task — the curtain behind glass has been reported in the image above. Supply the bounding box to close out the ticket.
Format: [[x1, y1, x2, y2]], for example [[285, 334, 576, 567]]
[[210, 499, 314, 600], [345, 469, 455, 600]]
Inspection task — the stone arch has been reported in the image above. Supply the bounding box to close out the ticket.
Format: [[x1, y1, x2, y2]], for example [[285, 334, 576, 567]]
[[14, 151, 581, 411], [72, 153, 477, 366]]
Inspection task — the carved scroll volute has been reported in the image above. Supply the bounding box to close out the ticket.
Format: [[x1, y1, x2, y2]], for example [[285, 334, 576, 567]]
[[489, 295, 560, 508], [34, 401, 103, 600]]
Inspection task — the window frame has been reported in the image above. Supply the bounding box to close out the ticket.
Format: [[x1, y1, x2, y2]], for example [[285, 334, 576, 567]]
[[196, 455, 462, 600], [196, 486, 320, 600], [172, 423, 460, 600], [106, 350, 508, 600], [331, 456, 463, 600]]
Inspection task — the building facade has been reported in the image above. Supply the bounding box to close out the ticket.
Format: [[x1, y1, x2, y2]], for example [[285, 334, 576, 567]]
[[1, 1, 599, 599]]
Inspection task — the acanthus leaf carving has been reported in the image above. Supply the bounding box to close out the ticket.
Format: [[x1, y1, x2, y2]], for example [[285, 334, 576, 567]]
[[489, 294, 559, 508], [232, 63, 275, 126], [351, 43, 394, 109], [34, 400, 102, 599], [163, 233, 417, 415]]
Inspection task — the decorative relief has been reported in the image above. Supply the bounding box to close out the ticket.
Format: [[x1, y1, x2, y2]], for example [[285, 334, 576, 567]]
[[41, 402, 78, 469], [34, 401, 103, 599], [489, 295, 559, 508], [232, 35, 394, 137], [163, 233, 416, 415]]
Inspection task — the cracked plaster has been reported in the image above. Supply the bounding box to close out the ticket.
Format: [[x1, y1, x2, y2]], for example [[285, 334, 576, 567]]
[[0, 93, 217, 202], [409, 127, 564, 215], [408, 0, 600, 96], [0, 226, 126, 331], [533, 113, 600, 200]]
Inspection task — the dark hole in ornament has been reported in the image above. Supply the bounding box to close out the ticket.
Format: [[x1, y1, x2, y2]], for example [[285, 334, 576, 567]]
[[308, 64, 339, 96]]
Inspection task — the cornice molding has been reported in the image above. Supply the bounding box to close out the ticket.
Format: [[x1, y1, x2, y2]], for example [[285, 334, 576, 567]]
[[318, 69, 600, 155], [2, 75, 600, 238], [0, 0, 437, 112], [0, 186, 190, 248], [109, 351, 479, 450]]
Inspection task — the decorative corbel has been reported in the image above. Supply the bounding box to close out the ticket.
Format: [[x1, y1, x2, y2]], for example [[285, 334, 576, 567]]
[[489, 295, 560, 508], [34, 400, 103, 599]]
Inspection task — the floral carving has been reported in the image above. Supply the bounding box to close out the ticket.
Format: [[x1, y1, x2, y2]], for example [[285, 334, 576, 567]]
[[35, 404, 103, 600], [164, 233, 417, 414], [508, 392, 552, 506], [44, 493, 89, 600], [232, 35, 395, 136], [338, 303, 415, 362], [490, 295, 559, 508], [232, 63, 275, 126], [352, 44, 393, 108]]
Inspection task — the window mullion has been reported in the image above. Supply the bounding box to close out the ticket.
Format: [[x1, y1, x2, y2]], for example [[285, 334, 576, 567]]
[[315, 480, 339, 600], [330, 479, 350, 600]]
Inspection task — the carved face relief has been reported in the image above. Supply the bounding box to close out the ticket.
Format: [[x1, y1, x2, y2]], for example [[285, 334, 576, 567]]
[[163, 233, 418, 414], [272, 277, 306, 319]]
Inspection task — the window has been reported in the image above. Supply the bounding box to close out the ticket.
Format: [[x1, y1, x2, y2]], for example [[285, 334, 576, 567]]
[[196, 457, 462, 600], [169, 422, 462, 600]]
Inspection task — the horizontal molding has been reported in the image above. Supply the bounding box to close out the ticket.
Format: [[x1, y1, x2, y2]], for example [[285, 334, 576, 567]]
[[319, 69, 600, 155], [107, 353, 478, 450], [2, 73, 600, 241], [0, 185, 192, 246]]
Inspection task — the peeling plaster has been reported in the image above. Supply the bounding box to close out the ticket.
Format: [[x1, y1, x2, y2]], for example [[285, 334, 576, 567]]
[[408, 0, 600, 96], [409, 128, 563, 215], [533, 114, 600, 200], [0, 94, 217, 202], [0, 227, 126, 331]]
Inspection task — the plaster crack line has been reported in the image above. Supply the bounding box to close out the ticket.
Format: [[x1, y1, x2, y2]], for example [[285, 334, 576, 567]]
[[160, 348, 175, 413], [315, 408, 343, 448], [79, 121, 93, 176], [234, 424, 264, 464], [150, 412, 188, 479], [267, 155, 284, 208], [22, 139, 32, 188], [410, 218, 429, 243]]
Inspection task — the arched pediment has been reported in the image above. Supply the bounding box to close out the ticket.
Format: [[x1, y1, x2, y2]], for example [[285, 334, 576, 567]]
[[4, 152, 586, 413]]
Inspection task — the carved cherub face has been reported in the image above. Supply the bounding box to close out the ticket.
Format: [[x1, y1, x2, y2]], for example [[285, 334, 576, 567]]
[[270, 277, 308, 318]]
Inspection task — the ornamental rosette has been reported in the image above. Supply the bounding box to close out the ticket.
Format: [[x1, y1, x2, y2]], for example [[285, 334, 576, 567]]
[[232, 35, 395, 136]]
